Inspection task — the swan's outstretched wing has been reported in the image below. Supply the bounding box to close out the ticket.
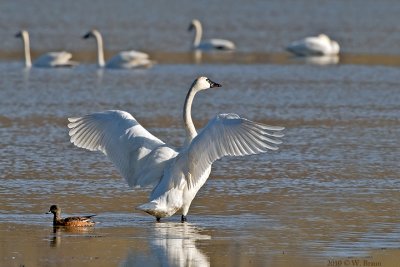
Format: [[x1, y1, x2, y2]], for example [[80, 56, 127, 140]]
[[68, 110, 177, 187], [185, 113, 284, 188]]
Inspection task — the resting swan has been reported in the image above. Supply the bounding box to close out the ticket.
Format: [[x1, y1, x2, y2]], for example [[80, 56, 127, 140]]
[[286, 34, 340, 56], [15, 30, 77, 68], [67, 77, 284, 222], [83, 29, 154, 69], [188, 19, 236, 51]]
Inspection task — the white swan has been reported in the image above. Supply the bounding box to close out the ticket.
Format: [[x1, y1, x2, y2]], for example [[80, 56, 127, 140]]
[[67, 77, 284, 222], [83, 29, 154, 69], [286, 34, 340, 56], [15, 30, 78, 68], [188, 19, 236, 51]]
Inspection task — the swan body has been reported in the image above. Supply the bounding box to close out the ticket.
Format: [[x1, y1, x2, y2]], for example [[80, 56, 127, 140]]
[[286, 34, 340, 56], [15, 30, 78, 68], [188, 19, 236, 51], [68, 77, 284, 222], [83, 29, 154, 69]]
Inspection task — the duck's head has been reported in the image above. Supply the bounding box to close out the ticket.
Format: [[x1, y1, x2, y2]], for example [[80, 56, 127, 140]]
[[47, 205, 60, 215], [192, 76, 221, 92]]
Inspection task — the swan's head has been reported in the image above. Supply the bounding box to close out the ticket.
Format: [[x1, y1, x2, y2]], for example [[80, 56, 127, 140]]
[[330, 41, 340, 54], [317, 34, 331, 42], [192, 76, 221, 91], [15, 30, 28, 39], [188, 19, 201, 31], [83, 29, 99, 39]]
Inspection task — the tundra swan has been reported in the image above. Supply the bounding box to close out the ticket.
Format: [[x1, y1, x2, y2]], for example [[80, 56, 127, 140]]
[[286, 34, 340, 56], [15, 30, 77, 68], [188, 19, 236, 51], [83, 29, 154, 69], [67, 77, 283, 222]]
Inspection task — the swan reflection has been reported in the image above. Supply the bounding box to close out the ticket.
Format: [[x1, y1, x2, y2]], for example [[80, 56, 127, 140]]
[[291, 55, 340, 65], [121, 222, 210, 267], [192, 50, 203, 64]]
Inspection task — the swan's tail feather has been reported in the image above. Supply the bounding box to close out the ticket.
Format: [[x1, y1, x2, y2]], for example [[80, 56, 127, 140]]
[[136, 202, 166, 218], [136, 201, 179, 219]]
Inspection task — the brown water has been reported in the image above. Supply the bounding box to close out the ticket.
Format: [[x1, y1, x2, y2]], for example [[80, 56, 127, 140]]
[[1, 63, 399, 267], [1, 1, 400, 267]]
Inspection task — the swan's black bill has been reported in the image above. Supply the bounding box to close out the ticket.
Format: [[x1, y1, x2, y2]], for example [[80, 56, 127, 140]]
[[82, 33, 91, 39], [15, 32, 22, 38], [208, 79, 221, 88]]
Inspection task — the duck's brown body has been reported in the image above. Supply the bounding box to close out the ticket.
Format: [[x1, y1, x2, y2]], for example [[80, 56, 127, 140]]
[[47, 205, 95, 227]]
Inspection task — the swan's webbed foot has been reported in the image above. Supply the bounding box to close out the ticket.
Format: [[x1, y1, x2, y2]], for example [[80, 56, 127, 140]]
[[156, 217, 161, 223], [181, 215, 187, 223]]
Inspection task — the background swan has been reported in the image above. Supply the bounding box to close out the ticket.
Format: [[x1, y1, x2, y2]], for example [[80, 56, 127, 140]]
[[188, 19, 236, 51], [286, 34, 340, 56], [15, 30, 77, 68], [83, 29, 154, 69], [67, 77, 283, 222]]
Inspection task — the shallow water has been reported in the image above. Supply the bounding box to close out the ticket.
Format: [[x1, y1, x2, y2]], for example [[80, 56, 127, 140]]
[[1, 1, 400, 267], [1, 62, 399, 266]]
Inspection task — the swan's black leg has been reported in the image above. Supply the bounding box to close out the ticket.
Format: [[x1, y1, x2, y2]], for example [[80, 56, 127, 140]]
[[181, 215, 187, 223], [156, 217, 161, 223]]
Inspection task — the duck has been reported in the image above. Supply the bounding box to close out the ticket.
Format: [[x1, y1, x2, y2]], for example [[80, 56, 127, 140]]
[[15, 30, 78, 68], [82, 29, 154, 69], [47, 205, 96, 227], [188, 19, 236, 51], [286, 34, 340, 56], [67, 77, 284, 222]]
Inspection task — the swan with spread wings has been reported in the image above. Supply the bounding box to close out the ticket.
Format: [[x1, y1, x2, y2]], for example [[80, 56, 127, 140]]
[[67, 77, 284, 222]]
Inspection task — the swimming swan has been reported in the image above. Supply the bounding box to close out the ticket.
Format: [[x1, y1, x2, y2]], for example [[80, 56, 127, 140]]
[[15, 30, 77, 68], [67, 77, 283, 222], [286, 34, 340, 56], [83, 29, 154, 69], [188, 19, 236, 51]]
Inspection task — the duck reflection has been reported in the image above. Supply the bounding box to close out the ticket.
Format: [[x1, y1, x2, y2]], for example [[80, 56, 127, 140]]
[[49, 226, 94, 247], [121, 222, 210, 267]]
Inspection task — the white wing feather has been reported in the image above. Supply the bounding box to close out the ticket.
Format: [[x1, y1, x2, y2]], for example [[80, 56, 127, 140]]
[[197, 39, 236, 51], [67, 110, 177, 187], [35, 51, 76, 67], [106, 51, 153, 69], [287, 37, 329, 56], [184, 113, 284, 188]]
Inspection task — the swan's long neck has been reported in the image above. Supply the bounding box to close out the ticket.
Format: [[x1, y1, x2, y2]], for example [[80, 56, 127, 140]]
[[192, 22, 202, 48], [183, 84, 198, 145], [93, 31, 105, 67], [21, 32, 32, 68]]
